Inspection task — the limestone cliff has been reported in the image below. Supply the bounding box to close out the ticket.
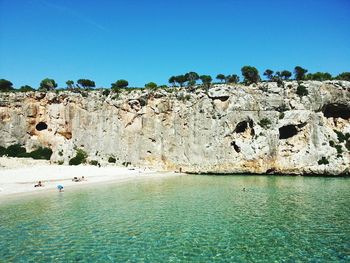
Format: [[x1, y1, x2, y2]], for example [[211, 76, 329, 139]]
[[0, 81, 349, 175]]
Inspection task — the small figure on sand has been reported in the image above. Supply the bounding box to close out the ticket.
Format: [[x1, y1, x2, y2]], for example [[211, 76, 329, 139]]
[[242, 188, 246, 192], [34, 181, 43, 187], [72, 176, 86, 182], [57, 185, 64, 192]]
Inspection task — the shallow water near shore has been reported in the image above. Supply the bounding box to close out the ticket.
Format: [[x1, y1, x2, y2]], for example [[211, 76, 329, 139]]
[[0, 175, 349, 262]]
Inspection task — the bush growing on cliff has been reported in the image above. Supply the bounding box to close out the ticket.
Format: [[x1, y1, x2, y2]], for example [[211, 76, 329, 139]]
[[318, 157, 329, 165], [0, 79, 14, 92], [0, 144, 52, 159], [241, 66, 260, 84], [296, 85, 308, 97], [69, 149, 88, 165], [26, 147, 53, 160], [6, 144, 26, 157], [108, 157, 116, 163], [258, 118, 271, 129]]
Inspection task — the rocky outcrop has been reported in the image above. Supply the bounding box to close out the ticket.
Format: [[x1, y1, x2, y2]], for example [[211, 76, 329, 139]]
[[0, 80, 349, 175]]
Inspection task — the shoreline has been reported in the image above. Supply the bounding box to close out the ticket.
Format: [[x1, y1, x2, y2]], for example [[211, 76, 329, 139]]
[[0, 157, 180, 202]]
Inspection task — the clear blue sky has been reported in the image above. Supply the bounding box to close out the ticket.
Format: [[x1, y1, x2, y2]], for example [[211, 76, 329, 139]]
[[0, 0, 349, 88]]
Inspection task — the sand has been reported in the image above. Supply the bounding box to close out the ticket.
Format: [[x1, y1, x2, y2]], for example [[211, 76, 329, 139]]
[[0, 157, 178, 200]]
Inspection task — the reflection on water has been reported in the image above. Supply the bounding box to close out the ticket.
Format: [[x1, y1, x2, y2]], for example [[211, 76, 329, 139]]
[[0, 175, 349, 262]]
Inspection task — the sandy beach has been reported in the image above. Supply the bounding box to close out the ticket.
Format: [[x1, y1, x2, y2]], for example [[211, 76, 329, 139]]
[[0, 157, 177, 200]]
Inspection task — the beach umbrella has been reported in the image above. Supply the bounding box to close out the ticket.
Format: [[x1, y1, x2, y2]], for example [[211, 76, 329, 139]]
[[57, 185, 64, 191]]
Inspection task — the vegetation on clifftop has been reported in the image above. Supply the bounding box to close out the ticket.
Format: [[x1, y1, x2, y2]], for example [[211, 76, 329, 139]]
[[1, 66, 350, 93]]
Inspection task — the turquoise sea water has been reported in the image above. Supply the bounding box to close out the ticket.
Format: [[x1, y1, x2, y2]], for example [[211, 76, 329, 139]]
[[0, 175, 349, 262]]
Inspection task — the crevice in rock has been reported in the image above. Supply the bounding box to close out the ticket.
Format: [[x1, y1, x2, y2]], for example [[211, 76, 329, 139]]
[[322, 103, 350, 119], [209, 95, 230, 102], [230, 141, 241, 153], [36, 122, 48, 131], [235, 121, 248, 133], [279, 123, 306, 139]]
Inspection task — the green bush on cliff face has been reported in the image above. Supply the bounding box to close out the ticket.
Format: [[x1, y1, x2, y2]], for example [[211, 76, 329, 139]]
[[25, 147, 53, 160], [318, 157, 329, 165], [296, 85, 308, 97], [69, 149, 88, 165], [6, 144, 26, 157], [258, 118, 271, 129], [108, 157, 116, 163], [0, 144, 52, 160]]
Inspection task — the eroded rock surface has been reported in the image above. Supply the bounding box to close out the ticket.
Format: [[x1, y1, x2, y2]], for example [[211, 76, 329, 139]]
[[0, 80, 349, 175]]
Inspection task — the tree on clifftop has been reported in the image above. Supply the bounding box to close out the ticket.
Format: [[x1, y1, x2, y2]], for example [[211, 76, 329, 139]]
[[111, 79, 129, 90], [0, 79, 14, 92], [241, 66, 260, 84], [39, 78, 57, 91], [66, 80, 75, 89], [294, 66, 308, 81], [263, 69, 274, 80], [199, 75, 212, 88], [145, 82, 157, 89], [216, 74, 226, 83], [306, 72, 332, 81], [280, 70, 292, 80], [336, 72, 350, 81], [185, 72, 200, 86], [77, 79, 95, 89], [19, 85, 35, 92], [168, 76, 176, 87], [174, 75, 187, 87], [226, 74, 240, 84]]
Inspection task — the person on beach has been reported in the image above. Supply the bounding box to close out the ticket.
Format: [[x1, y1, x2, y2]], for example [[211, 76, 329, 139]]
[[34, 181, 43, 187], [57, 185, 64, 192]]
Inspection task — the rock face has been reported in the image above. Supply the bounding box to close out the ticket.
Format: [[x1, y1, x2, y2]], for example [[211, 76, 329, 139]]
[[0, 81, 349, 175]]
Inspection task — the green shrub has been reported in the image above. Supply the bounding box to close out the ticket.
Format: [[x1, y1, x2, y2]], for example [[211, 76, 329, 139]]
[[58, 150, 63, 156], [259, 118, 271, 129], [318, 157, 329, 165], [89, 160, 99, 166], [25, 147, 52, 160], [329, 140, 335, 147], [279, 112, 285, 119], [0, 144, 52, 160], [102, 89, 110, 96], [6, 144, 26, 157], [69, 149, 88, 165], [333, 130, 348, 143], [0, 146, 6, 156], [58, 160, 64, 165], [335, 145, 343, 155], [296, 85, 308, 97], [108, 157, 116, 163], [346, 140, 350, 151]]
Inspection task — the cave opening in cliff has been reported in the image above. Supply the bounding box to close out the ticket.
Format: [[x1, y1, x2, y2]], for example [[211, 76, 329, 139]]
[[279, 125, 298, 139], [36, 122, 48, 131], [322, 104, 350, 119], [235, 121, 248, 133]]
